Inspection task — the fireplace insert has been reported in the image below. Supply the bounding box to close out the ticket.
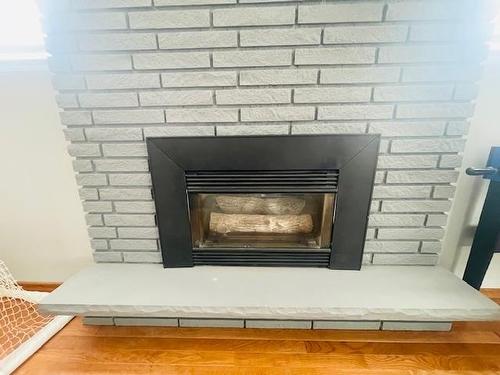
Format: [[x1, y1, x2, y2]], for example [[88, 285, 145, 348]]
[[147, 135, 379, 270]]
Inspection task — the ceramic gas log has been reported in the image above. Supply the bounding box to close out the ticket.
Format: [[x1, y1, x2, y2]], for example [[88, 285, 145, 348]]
[[209, 213, 314, 235]]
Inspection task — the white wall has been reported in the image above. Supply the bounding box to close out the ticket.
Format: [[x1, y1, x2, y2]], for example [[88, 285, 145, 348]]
[[441, 53, 500, 287], [0, 64, 92, 282]]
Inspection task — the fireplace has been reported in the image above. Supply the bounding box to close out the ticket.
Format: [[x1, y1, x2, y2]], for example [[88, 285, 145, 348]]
[[147, 135, 379, 270]]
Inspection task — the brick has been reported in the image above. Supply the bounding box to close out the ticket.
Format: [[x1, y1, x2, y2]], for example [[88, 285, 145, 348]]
[[382, 321, 452, 331], [68, 144, 101, 157], [374, 172, 385, 184], [179, 319, 244, 328], [440, 155, 463, 168], [372, 186, 432, 199], [397, 103, 474, 119], [378, 45, 458, 64], [410, 24, 460, 42], [52, 74, 86, 90], [321, 67, 400, 84], [73, 160, 93, 172], [217, 124, 289, 136], [45, 35, 77, 53], [117, 227, 159, 238], [369, 122, 445, 137], [382, 200, 452, 213], [56, 94, 79, 108], [324, 25, 407, 44], [318, 104, 393, 120], [92, 251, 123, 262], [144, 126, 214, 137], [86, 214, 103, 226], [60, 111, 92, 126], [86, 73, 160, 89], [366, 228, 376, 240], [378, 155, 439, 169], [378, 228, 444, 240], [427, 214, 448, 226], [295, 47, 375, 65], [133, 52, 210, 70], [93, 110, 164, 124], [370, 201, 380, 213], [386, 1, 463, 21], [447, 121, 469, 136], [140, 90, 212, 106], [373, 253, 438, 266], [241, 107, 315, 122], [86, 128, 143, 142], [155, 0, 234, 4], [240, 28, 321, 47], [391, 139, 465, 153], [73, 0, 151, 8], [213, 6, 295, 27], [102, 144, 147, 157], [158, 30, 236, 49], [82, 201, 113, 213], [240, 69, 317, 86], [80, 188, 98, 200], [88, 227, 117, 238], [369, 214, 425, 227], [90, 239, 107, 250], [291, 122, 367, 135], [53, 12, 126, 31], [363, 253, 373, 264], [162, 71, 236, 88], [454, 83, 480, 101], [104, 214, 155, 226], [216, 89, 290, 105], [433, 186, 456, 198], [99, 188, 152, 200], [387, 170, 458, 184], [123, 251, 161, 263], [79, 93, 138, 108], [115, 202, 156, 214], [79, 33, 156, 51], [71, 54, 131, 71], [83, 317, 114, 325], [114, 317, 178, 327], [313, 321, 381, 330], [76, 173, 107, 186], [213, 50, 292, 67], [421, 241, 443, 253], [374, 85, 453, 102], [364, 241, 420, 253], [94, 159, 148, 172], [403, 66, 480, 83], [298, 3, 383, 24], [129, 9, 210, 29], [246, 320, 312, 329], [294, 87, 371, 104], [110, 239, 157, 250], [165, 108, 237, 123], [109, 173, 152, 186]]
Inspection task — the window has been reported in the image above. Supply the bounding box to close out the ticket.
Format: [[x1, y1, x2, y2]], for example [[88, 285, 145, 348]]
[[0, 1, 46, 61]]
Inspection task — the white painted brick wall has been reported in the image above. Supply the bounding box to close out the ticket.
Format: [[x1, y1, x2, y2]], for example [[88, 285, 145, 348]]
[[42, 0, 487, 265]]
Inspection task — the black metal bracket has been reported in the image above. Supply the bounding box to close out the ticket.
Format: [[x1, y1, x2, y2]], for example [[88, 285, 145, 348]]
[[463, 146, 500, 289]]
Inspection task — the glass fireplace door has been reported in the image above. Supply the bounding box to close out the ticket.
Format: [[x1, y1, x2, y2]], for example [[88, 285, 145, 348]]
[[189, 193, 335, 250]]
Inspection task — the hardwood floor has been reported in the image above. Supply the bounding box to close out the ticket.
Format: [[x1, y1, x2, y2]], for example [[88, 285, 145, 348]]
[[14, 290, 500, 374]]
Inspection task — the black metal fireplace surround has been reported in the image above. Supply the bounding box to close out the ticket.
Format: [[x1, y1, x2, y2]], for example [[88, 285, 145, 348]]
[[147, 135, 379, 270]]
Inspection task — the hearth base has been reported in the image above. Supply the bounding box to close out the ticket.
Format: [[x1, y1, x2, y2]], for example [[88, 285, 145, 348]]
[[40, 264, 500, 330]]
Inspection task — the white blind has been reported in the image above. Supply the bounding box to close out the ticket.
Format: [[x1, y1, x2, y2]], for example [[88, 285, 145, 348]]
[[0, 0, 46, 61]]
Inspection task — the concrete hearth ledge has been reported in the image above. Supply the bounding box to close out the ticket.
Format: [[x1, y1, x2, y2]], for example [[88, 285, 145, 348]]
[[40, 264, 500, 322]]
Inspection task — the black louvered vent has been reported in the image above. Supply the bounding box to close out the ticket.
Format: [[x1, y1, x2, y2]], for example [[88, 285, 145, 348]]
[[185, 170, 339, 193], [192, 250, 331, 267]]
